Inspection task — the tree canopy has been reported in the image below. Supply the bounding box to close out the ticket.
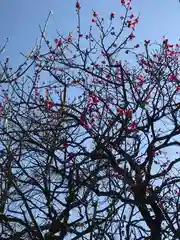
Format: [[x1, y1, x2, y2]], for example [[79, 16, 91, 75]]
[[0, 1, 179, 239]]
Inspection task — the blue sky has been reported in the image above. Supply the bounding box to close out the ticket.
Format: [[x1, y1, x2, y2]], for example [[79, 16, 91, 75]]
[[1, 0, 180, 68], [0, 2, 179, 236]]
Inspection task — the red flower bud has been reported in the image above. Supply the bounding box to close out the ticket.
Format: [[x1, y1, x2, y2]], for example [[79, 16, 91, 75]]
[[129, 33, 135, 40], [63, 143, 69, 148], [106, 73, 111, 79], [125, 109, 133, 118], [117, 108, 124, 115], [93, 11, 98, 17], [76, 1, 81, 9], [144, 40, 150, 45], [110, 12, 115, 20], [130, 14, 134, 19]]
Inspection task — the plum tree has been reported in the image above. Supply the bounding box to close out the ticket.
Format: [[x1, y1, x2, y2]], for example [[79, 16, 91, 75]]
[[0, 1, 179, 239]]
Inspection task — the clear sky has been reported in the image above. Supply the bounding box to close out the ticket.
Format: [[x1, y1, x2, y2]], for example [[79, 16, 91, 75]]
[[1, 0, 180, 68]]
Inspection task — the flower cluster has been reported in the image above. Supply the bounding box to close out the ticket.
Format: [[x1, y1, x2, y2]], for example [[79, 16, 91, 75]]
[[117, 108, 133, 119]]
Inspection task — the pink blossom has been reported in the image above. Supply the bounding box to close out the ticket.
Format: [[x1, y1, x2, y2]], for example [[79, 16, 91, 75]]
[[55, 39, 62, 47], [169, 74, 177, 81], [80, 115, 85, 124], [49, 55, 56, 60], [130, 14, 134, 19], [137, 75, 144, 82], [88, 93, 100, 105], [176, 86, 180, 92], [128, 121, 137, 132], [68, 34, 73, 42], [125, 109, 133, 119], [90, 118, 95, 124], [106, 73, 111, 79], [84, 124, 90, 130], [47, 101, 54, 110]]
